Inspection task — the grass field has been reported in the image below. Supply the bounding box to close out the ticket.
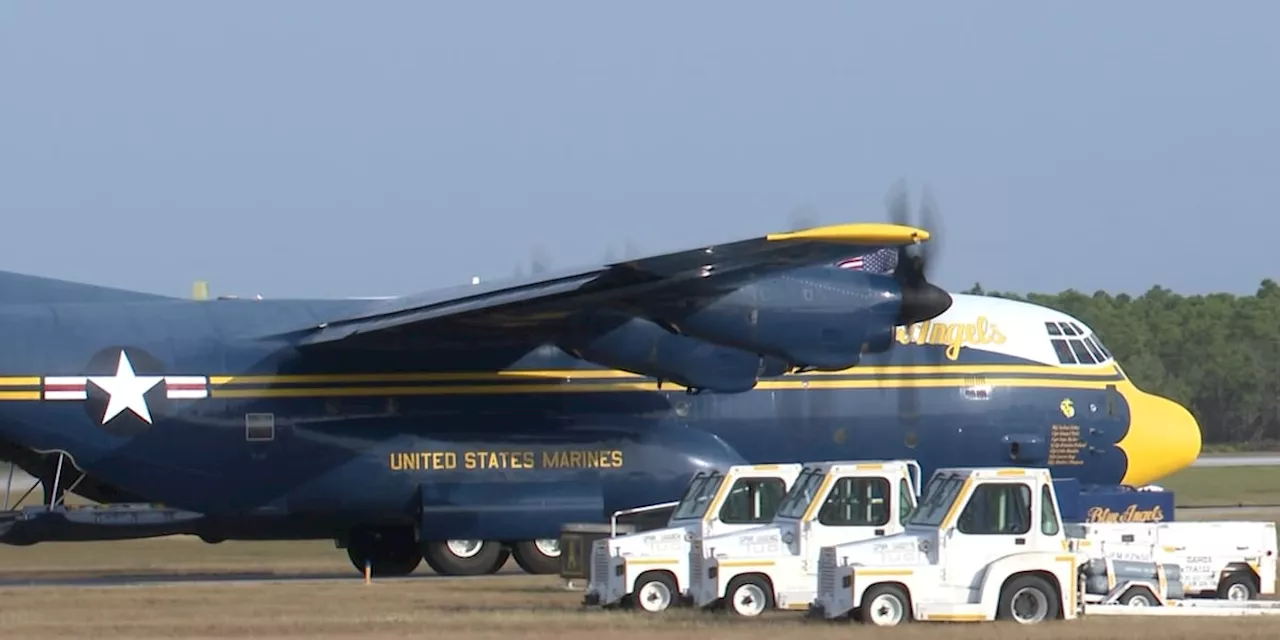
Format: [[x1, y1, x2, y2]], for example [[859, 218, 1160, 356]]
[[1, 574, 1279, 639], [0, 465, 1278, 637], [1159, 465, 1280, 507]]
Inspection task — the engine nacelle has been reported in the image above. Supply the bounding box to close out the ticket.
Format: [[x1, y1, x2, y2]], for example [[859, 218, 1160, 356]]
[[646, 269, 902, 371], [557, 312, 767, 393], [862, 322, 897, 354]]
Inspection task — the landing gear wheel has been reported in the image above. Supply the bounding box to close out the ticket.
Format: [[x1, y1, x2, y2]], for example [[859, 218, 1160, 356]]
[[631, 571, 678, 613], [422, 539, 505, 576], [512, 538, 561, 574], [859, 584, 911, 626], [996, 575, 1059, 624], [345, 527, 422, 577], [487, 547, 511, 574], [1218, 572, 1258, 601], [725, 575, 773, 617]]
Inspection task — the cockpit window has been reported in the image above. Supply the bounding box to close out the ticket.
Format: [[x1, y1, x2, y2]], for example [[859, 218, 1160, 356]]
[[1067, 339, 1096, 364], [1080, 337, 1105, 363], [1045, 321, 1112, 365], [1089, 335, 1113, 360], [1050, 339, 1076, 364]]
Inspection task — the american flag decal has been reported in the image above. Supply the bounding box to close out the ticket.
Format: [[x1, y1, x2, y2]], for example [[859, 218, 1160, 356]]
[[835, 247, 898, 274], [43, 376, 209, 400]]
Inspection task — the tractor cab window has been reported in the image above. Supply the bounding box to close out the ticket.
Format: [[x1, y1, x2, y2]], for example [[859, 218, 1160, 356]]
[[957, 482, 1032, 535], [776, 469, 825, 519], [671, 472, 724, 520], [817, 476, 891, 526], [907, 475, 964, 527], [898, 477, 916, 525], [1040, 483, 1060, 535], [719, 477, 789, 525]]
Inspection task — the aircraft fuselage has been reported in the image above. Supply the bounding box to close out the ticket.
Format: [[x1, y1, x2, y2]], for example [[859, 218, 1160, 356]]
[[0, 290, 1201, 574]]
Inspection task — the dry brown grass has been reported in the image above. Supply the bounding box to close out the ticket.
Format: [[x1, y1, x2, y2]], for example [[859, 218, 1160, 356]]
[[0, 537, 353, 580], [0, 469, 1277, 637], [0, 574, 1278, 639]]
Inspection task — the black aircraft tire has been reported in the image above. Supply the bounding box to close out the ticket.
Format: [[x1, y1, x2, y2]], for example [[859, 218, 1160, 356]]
[[511, 539, 561, 575], [346, 527, 422, 577], [489, 547, 512, 574], [422, 540, 505, 576]]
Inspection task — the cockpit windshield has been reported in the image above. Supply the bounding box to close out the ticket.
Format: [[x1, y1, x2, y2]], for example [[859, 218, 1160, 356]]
[[1044, 320, 1114, 366], [775, 468, 826, 520], [671, 471, 725, 520], [905, 474, 966, 527]]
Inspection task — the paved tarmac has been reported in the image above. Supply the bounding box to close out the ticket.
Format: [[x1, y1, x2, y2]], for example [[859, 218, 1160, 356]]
[[1191, 454, 1280, 467]]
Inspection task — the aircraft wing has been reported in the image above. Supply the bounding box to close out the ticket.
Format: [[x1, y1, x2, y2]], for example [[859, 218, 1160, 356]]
[[294, 223, 930, 349]]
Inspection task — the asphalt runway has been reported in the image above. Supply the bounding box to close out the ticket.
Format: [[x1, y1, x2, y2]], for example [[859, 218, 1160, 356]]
[[1191, 455, 1280, 467]]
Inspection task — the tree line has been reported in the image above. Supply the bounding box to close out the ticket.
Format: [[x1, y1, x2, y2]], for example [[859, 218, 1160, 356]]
[[965, 279, 1280, 450]]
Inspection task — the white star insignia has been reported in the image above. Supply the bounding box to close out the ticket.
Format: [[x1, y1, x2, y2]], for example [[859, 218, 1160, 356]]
[[88, 351, 163, 424]]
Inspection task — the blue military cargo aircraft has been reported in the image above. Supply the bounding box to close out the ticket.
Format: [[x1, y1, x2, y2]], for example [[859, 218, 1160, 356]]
[[0, 190, 1200, 579]]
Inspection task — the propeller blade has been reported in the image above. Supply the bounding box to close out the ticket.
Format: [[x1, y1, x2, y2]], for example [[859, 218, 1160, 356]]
[[530, 246, 551, 275], [787, 204, 820, 231], [885, 179, 911, 227], [884, 179, 951, 326], [917, 185, 941, 269]]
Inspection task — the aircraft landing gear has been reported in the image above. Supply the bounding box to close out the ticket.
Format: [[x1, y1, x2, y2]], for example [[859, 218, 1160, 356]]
[[511, 538, 561, 574], [345, 526, 422, 577], [421, 539, 508, 576]]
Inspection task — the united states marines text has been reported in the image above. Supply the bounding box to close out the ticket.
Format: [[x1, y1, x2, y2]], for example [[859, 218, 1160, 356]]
[[388, 449, 624, 471]]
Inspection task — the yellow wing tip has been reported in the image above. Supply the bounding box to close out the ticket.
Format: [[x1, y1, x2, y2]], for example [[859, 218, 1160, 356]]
[[766, 222, 931, 245]]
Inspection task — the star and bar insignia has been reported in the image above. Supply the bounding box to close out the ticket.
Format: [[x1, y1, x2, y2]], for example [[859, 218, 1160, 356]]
[[42, 351, 208, 425]]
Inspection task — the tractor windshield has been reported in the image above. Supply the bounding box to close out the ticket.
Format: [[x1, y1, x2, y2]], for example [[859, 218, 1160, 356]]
[[906, 474, 966, 527], [671, 471, 725, 520], [775, 468, 827, 520]]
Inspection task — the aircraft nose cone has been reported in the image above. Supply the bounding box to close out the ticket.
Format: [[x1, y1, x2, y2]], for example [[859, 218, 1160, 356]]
[[1116, 386, 1202, 487], [897, 282, 953, 325]]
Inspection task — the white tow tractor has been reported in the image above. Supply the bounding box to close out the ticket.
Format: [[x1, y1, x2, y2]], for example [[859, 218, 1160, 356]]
[[1068, 520, 1277, 601], [812, 466, 1280, 626], [688, 459, 922, 616], [583, 463, 805, 612]]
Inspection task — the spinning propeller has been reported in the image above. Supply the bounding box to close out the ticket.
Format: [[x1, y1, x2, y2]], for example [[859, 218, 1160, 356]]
[[882, 180, 952, 326], [881, 180, 952, 441]]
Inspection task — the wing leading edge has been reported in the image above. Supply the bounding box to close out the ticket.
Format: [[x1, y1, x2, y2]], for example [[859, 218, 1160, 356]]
[[294, 222, 932, 348]]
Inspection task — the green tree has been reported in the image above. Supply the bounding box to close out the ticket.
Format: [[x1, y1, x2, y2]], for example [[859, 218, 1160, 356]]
[[968, 280, 1280, 450]]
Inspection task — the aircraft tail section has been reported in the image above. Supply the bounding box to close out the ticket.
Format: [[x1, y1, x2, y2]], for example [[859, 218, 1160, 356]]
[[0, 270, 176, 304]]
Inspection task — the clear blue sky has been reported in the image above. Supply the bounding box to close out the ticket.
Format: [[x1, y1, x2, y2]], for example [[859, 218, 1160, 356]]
[[2, 1, 1276, 299]]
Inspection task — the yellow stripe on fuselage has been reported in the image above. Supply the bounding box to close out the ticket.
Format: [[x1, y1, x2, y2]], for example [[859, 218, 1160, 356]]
[[0, 377, 41, 387], [204, 363, 1121, 387], [204, 373, 1123, 398], [0, 363, 1125, 400], [0, 376, 41, 401]]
